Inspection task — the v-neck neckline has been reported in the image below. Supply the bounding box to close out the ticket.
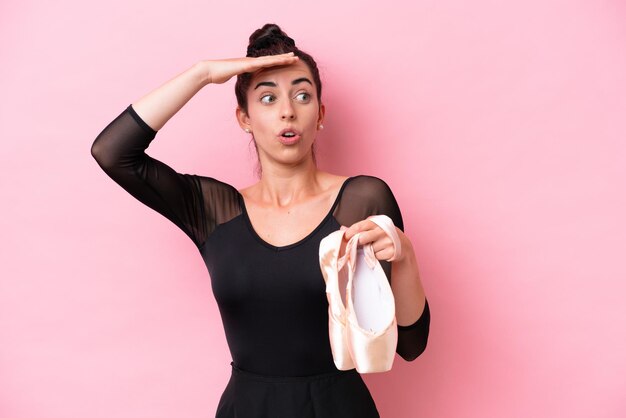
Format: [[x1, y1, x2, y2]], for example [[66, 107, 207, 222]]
[[238, 176, 356, 251]]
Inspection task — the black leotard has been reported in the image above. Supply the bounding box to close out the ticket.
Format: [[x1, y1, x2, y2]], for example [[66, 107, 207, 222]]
[[91, 104, 430, 376]]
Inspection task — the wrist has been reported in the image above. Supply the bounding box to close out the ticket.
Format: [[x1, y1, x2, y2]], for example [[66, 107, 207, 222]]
[[394, 230, 414, 264], [193, 61, 212, 87]]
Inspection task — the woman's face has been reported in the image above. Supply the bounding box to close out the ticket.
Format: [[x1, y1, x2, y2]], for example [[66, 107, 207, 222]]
[[236, 60, 324, 169]]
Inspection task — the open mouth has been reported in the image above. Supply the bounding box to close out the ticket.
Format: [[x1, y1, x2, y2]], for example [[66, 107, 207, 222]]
[[278, 128, 302, 144], [279, 128, 301, 137], [278, 130, 301, 144]]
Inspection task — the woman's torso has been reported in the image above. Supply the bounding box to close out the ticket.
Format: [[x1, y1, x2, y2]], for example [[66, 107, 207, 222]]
[[90, 105, 415, 377]]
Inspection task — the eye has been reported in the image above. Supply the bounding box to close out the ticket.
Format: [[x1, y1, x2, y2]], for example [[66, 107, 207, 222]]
[[295, 92, 311, 102], [260, 94, 275, 104]]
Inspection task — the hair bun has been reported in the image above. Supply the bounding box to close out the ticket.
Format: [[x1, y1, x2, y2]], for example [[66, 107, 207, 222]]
[[247, 23, 296, 56]]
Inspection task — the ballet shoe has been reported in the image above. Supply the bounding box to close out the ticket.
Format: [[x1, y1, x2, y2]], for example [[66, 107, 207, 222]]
[[319, 229, 356, 370], [319, 215, 401, 373], [342, 215, 399, 373]]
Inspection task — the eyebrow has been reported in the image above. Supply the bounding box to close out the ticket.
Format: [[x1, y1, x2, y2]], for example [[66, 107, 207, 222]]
[[254, 77, 313, 90]]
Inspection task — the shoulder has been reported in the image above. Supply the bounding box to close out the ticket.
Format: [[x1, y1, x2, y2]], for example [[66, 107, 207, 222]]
[[192, 174, 237, 190], [191, 174, 241, 201], [344, 174, 396, 200], [343, 174, 404, 230]]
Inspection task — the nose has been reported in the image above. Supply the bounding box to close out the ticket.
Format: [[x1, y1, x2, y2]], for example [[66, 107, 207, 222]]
[[280, 100, 296, 120]]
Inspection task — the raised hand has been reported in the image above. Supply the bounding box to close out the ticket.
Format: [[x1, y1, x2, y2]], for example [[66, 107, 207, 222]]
[[128, 53, 299, 132], [203, 52, 300, 84]]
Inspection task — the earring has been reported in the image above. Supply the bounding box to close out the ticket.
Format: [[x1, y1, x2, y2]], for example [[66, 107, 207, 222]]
[[244, 128, 251, 133], [318, 124, 324, 130]]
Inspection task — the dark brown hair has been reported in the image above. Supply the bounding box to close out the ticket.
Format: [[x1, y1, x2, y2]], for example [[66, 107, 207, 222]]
[[235, 24, 323, 177], [235, 23, 322, 115]]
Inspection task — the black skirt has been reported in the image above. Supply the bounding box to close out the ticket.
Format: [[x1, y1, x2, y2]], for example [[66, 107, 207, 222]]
[[216, 361, 380, 418]]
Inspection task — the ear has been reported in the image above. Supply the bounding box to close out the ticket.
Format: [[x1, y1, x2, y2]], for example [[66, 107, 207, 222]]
[[317, 102, 325, 126], [236, 106, 251, 131]]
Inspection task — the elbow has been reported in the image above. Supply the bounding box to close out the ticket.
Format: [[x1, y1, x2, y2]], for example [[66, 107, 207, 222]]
[[90, 138, 116, 169], [90, 139, 105, 165], [398, 338, 428, 362], [90, 142, 100, 161], [396, 299, 431, 362]]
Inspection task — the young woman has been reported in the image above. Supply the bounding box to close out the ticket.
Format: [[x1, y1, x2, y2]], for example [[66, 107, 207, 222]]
[[91, 23, 430, 418]]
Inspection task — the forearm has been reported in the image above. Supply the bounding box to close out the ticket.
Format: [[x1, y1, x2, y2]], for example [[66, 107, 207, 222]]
[[391, 236, 427, 326], [131, 61, 211, 132]]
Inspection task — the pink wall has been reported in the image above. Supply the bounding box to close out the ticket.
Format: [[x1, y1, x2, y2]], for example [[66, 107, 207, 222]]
[[2, 1, 625, 417]]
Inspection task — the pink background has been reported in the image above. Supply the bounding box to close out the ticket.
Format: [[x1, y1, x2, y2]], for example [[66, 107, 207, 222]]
[[2, 1, 625, 417]]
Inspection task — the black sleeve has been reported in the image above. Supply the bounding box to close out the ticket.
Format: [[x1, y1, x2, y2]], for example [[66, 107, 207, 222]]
[[334, 175, 430, 362], [90, 105, 210, 250], [396, 299, 430, 362], [369, 176, 430, 362]]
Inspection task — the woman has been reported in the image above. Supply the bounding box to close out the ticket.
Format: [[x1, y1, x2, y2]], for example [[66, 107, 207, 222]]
[[91, 23, 430, 418]]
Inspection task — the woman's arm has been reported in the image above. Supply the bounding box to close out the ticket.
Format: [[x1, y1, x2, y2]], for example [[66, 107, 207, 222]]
[[90, 104, 209, 249], [90, 54, 299, 249], [340, 176, 430, 361], [130, 62, 210, 132], [390, 236, 427, 327], [131, 53, 300, 131]]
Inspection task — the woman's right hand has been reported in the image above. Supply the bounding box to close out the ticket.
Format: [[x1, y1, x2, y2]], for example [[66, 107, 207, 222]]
[[129, 53, 299, 132], [201, 52, 300, 84]]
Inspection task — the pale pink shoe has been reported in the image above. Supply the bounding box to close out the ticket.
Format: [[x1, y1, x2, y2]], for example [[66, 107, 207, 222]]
[[319, 228, 356, 370], [319, 215, 402, 373]]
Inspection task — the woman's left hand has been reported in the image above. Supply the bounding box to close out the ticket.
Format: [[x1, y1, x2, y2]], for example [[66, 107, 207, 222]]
[[340, 220, 406, 263]]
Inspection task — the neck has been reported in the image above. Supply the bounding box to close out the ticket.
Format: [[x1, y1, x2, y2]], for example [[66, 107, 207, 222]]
[[256, 158, 321, 208]]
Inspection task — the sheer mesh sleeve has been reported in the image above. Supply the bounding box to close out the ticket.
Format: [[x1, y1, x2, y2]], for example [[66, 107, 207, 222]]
[[90, 104, 240, 251], [334, 175, 430, 361]]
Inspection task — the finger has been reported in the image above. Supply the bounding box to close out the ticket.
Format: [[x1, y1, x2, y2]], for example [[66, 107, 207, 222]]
[[259, 52, 295, 58], [355, 229, 384, 246], [373, 247, 395, 262], [257, 59, 299, 70], [265, 52, 296, 57], [256, 53, 298, 66], [345, 219, 379, 240], [371, 235, 393, 253]]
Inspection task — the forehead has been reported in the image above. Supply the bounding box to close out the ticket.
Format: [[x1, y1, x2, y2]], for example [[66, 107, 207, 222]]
[[249, 59, 313, 85]]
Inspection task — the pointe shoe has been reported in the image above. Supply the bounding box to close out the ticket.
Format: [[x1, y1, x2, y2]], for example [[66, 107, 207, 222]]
[[343, 215, 400, 373], [319, 229, 356, 370], [319, 215, 402, 373]]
